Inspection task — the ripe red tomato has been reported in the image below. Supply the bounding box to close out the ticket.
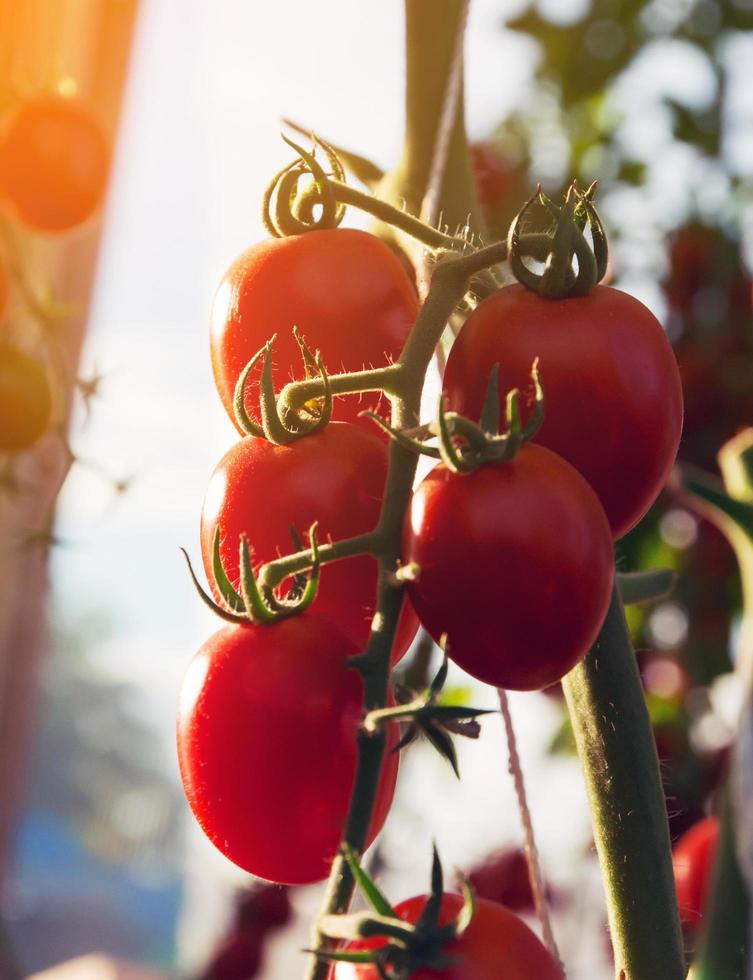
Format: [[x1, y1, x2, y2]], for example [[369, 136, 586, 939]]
[[470, 142, 516, 209], [672, 815, 719, 934], [200, 423, 417, 659], [331, 893, 564, 979], [402, 444, 614, 691], [467, 848, 540, 913], [0, 95, 109, 232], [210, 228, 418, 434], [0, 344, 51, 451], [177, 619, 399, 885], [443, 284, 683, 538]]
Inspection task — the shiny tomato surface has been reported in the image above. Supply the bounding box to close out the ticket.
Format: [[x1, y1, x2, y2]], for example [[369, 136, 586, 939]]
[[210, 228, 418, 434], [403, 444, 614, 690], [177, 619, 399, 885], [444, 284, 683, 538], [200, 423, 417, 659], [331, 894, 564, 979]]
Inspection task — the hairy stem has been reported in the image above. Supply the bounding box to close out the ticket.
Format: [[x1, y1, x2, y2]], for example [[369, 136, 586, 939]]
[[562, 585, 686, 980], [259, 532, 383, 590], [280, 363, 405, 419], [303, 249, 495, 980], [330, 181, 465, 250]]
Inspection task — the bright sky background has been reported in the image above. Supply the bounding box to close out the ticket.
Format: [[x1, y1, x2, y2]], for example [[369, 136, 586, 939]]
[[49, 2, 611, 975]]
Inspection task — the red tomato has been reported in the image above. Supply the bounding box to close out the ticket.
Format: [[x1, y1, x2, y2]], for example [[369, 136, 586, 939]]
[[200, 423, 417, 659], [672, 815, 719, 934], [470, 142, 515, 208], [331, 894, 564, 979], [443, 284, 683, 538], [177, 619, 399, 885], [0, 344, 51, 451], [210, 229, 418, 434], [402, 444, 614, 691], [0, 95, 109, 232], [467, 848, 538, 913]]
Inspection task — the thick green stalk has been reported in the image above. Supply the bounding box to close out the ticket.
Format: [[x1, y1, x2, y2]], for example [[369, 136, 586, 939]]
[[562, 585, 686, 980], [376, 0, 484, 243]]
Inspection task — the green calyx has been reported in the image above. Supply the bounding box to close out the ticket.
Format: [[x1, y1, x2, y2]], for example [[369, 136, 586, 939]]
[[363, 649, 494, 779], [262, 135, 347, 238], [368, 360, 543, 474], [180, 522, 321, 625], [233, 328, 333, 445], [312, 845, 475, 979], [508, 182, 608, 299]]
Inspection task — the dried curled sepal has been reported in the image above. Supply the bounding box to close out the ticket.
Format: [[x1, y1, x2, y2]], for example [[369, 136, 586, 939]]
[[180, 522, 321, 626], [508, 183, 608, 299], [262, 135, 347, 238], [233, 331, 334, 445], [363, 651, 493, 779]]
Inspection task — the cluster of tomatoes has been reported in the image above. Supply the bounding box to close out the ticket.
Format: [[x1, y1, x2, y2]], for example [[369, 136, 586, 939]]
[[0, 93, 108, 455], [177, 170, 684, 976]]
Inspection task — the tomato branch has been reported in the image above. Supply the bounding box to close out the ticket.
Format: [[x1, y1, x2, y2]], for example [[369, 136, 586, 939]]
[[258, 531, 385, 590], [328, 179, 466, 250], [279, 363, 405, 418], [303, 239, 506, 980]]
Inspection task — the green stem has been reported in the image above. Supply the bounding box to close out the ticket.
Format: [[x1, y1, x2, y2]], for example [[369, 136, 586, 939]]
[[562, 584, 686, 980], [376, 0, 484, 239], [303, 249, 490, 980], [259, 532, 383, 590], [280, 363, 405, 419], [330, 181, 464, 250]]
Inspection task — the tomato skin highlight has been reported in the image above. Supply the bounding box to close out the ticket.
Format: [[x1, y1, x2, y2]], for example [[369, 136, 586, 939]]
[[672, 815, 719, 934], [402, 444, 614, 691], [177, 620, 399, 885], [210, 228, 419, 434], [443, 283, 684, 538], [200, 423, 417, 660], [0, 96, 109, 232], [0, 345, 51, 451], [331, 893, 564, 979]]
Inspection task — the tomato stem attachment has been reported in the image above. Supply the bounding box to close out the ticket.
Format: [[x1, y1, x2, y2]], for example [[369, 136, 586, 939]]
[[508, 182, 608, 299], [181, 523, 322, 625], [305, 224, 510, 980], [233, 331, 334, 443], [311, 845, 476, 975], [362, 653, 493, 780]]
